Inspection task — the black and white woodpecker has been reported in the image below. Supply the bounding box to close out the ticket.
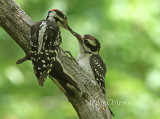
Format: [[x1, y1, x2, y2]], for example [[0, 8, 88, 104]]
[[46, 9, 106, 95], [30, 19, 78, 92]]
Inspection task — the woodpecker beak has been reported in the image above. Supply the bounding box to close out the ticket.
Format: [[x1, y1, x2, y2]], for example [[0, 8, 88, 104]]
[[64, 23, 70, 30], [75, 35, 84, 45], [65, 23, 70, 30], [66, 25, 82, 42], [81, 36, 85, 42]]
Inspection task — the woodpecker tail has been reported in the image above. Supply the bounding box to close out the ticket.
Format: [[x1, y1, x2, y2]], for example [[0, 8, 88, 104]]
[[38, 60, 54, 86], [49, 58, 79, 92]]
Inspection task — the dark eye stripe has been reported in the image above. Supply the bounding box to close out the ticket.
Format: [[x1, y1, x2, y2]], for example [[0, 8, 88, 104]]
[[54, 17, 63, 24], [84, 40, 97, 52]]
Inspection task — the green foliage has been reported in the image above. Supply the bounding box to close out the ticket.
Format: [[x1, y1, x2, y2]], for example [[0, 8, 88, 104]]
[[0, 0, 160, 119]]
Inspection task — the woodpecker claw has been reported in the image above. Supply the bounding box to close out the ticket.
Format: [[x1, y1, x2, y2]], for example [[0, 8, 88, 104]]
[[64, 51, 78, 65]]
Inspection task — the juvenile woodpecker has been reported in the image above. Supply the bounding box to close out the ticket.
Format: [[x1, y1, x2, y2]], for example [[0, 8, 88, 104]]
[[30, 19, 78, 92], [76, 34, 114, 116], [77, 35, 106, 94]]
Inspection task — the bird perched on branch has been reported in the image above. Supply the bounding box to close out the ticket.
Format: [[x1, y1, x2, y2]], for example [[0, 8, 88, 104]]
[[30, 19, 78, 92]]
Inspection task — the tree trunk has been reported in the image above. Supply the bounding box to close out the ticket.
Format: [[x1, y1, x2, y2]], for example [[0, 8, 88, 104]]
[[0, 0, 112, 119]]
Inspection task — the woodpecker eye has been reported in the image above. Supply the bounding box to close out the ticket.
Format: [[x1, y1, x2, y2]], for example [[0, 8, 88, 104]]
[[84, 40, 90, 46], [54, 17, 63, 24]]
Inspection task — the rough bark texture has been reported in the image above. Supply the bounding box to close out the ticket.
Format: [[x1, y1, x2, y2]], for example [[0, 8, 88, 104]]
[[0, 0, 112, 119]]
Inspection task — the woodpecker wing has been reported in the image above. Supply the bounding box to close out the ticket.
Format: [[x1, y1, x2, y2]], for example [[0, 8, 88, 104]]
[[49, 59, 79, 92], [90, 54, 107, 95], [30, 20, 61, 86]]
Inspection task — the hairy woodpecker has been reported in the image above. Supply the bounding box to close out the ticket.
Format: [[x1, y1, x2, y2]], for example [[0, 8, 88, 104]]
[[30, 19, 78, 92], [77, 34, 115, 116], [78, 34, 106, 94]]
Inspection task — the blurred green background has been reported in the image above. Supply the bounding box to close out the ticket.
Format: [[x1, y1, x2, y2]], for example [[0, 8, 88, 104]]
[[0, 0, 160, 119]]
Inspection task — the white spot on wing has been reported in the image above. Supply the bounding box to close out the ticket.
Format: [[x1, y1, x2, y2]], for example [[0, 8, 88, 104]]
[[43, 64, 46, 68], [41, 60, 45, 63], [50, 64, 53, 67]]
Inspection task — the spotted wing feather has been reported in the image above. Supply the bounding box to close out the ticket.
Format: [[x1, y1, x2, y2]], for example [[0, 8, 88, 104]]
[[90, 54, 107, 95], [30, 20, 61, 86]]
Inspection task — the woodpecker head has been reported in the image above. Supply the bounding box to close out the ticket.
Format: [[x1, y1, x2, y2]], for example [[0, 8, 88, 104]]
[[46, 9, 69, 29], [46, 9, 82, 40], [81, 34, 101, 54]]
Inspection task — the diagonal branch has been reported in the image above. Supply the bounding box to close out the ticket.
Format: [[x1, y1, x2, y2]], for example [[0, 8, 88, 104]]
[[0, 0, 112, 119]]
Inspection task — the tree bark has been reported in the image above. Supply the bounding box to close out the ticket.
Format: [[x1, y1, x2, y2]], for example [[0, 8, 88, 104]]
[[0, 0, 112, 119]]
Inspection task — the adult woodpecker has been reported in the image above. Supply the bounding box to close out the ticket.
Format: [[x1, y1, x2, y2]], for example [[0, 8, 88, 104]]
[[30, 19, 78, 92]]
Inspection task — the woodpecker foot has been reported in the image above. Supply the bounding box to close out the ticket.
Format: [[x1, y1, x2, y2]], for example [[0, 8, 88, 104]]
[[64, 51, 78, 65], [16, 55, 30, 64]]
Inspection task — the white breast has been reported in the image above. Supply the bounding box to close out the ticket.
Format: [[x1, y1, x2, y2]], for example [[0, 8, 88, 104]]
[[77, 53, 94, 78]]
